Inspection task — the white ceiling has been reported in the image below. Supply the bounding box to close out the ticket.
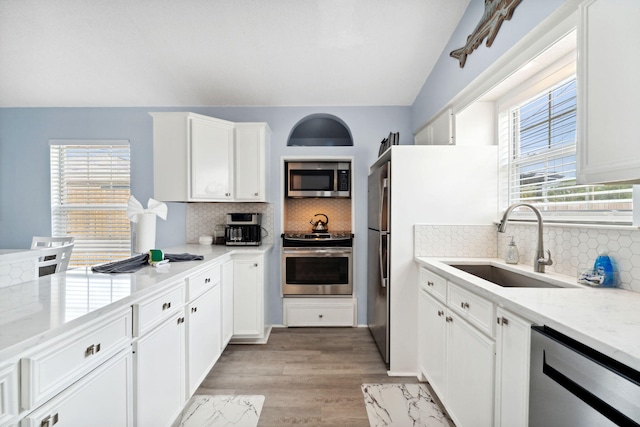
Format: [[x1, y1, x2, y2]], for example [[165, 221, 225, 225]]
[[0, 0, 470, 108]]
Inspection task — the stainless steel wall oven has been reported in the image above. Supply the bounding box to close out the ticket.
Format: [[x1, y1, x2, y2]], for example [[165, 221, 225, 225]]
[[282, 233, 353, 296]]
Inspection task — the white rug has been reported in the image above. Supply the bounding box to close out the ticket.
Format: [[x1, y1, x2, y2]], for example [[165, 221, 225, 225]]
[[361, 384, 452, 427], [172, 395, 265, 427]]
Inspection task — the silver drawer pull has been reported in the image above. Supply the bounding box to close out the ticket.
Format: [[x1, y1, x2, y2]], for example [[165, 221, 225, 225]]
[[205, 277, 210, 283], [85, 343, 101, 357], [162, 302, 172, 310], [461, 302, 470, 309], [437, 310, 444, 316], [427, 281, 434, 287], [446, 316, 453, 322], [177, 317, 185, 324], [41, 413, 59, 427], [191, 307, 198, 313]]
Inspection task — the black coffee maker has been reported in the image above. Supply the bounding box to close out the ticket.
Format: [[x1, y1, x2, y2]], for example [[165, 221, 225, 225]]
[[224, 213, 261, 246]]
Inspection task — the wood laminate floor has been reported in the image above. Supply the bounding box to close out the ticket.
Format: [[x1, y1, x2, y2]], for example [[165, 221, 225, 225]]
[[195, 327, 423, 426]]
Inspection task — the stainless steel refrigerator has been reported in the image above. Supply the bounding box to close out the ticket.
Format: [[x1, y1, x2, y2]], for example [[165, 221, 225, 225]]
[[367, 160, 390, 363]]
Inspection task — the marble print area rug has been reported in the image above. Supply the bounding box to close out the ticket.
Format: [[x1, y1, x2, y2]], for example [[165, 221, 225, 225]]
[[172, 395, 265, 427], [361, 384, 451, 427]]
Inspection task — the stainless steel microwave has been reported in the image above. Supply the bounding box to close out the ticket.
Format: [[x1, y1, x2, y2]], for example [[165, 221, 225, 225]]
[[286, 161, 351, 198]]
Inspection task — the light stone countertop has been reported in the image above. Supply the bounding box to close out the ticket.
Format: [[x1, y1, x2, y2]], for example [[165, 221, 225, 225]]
[[415, 257, 640, 372], [0, 244, 272, 362]]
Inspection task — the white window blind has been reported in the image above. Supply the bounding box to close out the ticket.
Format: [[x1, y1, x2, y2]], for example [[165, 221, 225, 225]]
[[50, 143, 131, 267], [500, 77, 633, 221]]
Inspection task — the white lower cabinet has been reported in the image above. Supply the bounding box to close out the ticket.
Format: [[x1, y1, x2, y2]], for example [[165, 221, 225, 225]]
[[21, 349, 132, 427], [133, 312, 185, 427], [495, 308, 532, 427], [283, 298, 356, 326], [418, 289, 446, 400], [21, 308, 132, 412], [221, 259, 234, 347], [232, 254, 270, 344], [186, 284, 221, 397], [0, 363, 19, 426], [446, 310, 495, 427], [418, 267, 496, 427]]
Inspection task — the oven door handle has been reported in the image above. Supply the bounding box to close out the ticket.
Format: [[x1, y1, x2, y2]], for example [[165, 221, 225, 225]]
[[283, 248, 351, 255]]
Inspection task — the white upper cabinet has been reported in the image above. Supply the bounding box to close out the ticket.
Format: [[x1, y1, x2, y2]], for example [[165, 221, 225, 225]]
[[415, 108, 453, 145], [234, 123, 270, 201], [190, 116, 234, 200], [151, 112, 269, 202], [577, 0, 640, 184]]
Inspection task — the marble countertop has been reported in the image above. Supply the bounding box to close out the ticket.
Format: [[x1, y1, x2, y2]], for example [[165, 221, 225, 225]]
[[0, 244, 272, 362], [0, 247, 50, 262], [415, 257, 640, 372]]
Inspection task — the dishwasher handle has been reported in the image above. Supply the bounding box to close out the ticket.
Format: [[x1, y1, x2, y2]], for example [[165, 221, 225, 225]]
[[542, 351, 640, 427]]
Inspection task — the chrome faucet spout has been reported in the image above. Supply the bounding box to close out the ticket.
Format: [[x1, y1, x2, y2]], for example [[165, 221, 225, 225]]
[[498, 203, 553, 273]]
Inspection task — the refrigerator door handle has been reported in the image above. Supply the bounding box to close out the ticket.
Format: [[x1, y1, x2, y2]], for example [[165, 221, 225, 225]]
[[380, 178, 389, 232], [379, 233, 388, 288]]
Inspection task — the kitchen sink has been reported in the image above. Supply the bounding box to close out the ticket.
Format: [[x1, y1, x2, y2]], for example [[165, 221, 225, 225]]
[[449, 264, 562, 289]]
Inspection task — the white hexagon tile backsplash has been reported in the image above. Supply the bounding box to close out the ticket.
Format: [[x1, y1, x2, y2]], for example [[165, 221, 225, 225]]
[[186, 203, 274, 244], [415, 223, 640, 293]]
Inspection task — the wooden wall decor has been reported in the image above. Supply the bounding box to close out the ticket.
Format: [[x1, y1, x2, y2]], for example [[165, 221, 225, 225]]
[[450, 0, 522, 68]]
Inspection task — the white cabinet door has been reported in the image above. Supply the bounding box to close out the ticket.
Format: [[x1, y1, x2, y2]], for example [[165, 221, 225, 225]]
[[495, 308, 531, 427], [186, 285, 221, 397], [418, 289, 446, 401], [134, 314, 185, 427], [233, 258, 263, 338], [577, 0, 640, 184], [221, 259, 234, 347], [190, 117, 234, 200], [0, 363, 18, 426], [446, 311, 495, 427], [21, 350, 132, 427], [234, 123, 268, 201]]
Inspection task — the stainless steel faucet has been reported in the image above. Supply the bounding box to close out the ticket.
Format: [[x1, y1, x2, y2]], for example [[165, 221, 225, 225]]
[[498, 203, 553, 273]]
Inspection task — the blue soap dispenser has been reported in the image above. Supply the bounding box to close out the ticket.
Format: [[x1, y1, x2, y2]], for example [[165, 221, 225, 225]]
[[593, 249, 615, 287]]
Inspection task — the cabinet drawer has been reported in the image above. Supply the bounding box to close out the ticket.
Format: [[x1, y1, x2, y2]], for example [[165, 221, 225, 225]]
[[448, 282, 495, 337], [133, 283, 185, 337], [21, 349, 132, 427], [420, 267, 447, 302], [285, 302, 355, 327], [21, 309, 132, 411], [187, 264, 220, 301]]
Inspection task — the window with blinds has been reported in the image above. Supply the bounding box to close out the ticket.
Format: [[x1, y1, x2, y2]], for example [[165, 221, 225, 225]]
[[500, 77, 633, 221], [50, 143, 131, 267]]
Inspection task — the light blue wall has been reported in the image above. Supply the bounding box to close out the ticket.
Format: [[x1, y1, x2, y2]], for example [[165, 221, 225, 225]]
[[0, 106, 411, 325], [411, 0, 567, 131], [0, 0, 570, 326]]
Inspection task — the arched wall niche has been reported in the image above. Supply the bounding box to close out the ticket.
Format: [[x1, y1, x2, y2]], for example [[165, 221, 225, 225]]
[[287, 113, 353, 146]]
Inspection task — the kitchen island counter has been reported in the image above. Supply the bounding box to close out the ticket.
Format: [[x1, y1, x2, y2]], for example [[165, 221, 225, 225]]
[[0, 244, 272, 362], [416, 257, 640, 372]]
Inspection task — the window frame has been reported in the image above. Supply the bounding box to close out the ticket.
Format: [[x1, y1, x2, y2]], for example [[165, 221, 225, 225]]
[[49, 140, 132, 267], [495, 56, 633, 225]]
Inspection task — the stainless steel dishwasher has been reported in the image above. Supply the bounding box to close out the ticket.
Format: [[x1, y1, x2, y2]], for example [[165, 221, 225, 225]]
[[529, 326, 640, 426]]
